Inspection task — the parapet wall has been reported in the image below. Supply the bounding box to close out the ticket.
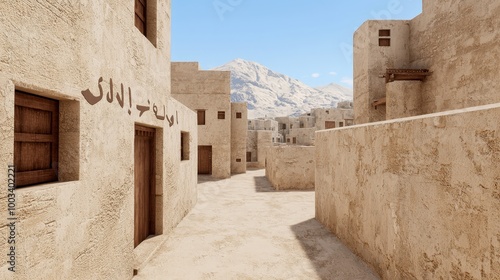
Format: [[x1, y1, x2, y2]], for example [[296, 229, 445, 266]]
[[266, 146, 315, 190], [315, 103, 500, 279]]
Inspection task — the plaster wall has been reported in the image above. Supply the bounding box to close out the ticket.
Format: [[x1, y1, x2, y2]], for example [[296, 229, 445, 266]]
[[315, 103, 500, 279], [312, 108, 355, 130], [353, 20, 411, 124], [266, 146, 315, 190], [289, 128, 316, 146], [246, 130, 272, 169], [231, 103, 247, 174], [0, 1, 198, 279], [386, 81, 423, 120], [409, 0, 500, 114], [171, 62, 231, 179]]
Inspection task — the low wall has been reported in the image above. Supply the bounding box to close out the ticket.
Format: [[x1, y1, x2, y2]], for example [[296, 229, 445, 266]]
[[266, 146, 315, 190], [315, 103, 500, 279]]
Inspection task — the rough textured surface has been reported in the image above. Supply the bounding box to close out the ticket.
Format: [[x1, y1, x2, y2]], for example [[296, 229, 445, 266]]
[[171, 62, 232, 179], [354, 0, 500, 124], [135, 170, 379, 280], [316, 104, 500, 279], [231, 102, 247, 174], [386, 81, 422, 120], [354, 20, 411, 124], [266, 146, 315, 190], [246, 130, 272, 168], [411, 0, 500, 114], [0, 1, 198, 279]]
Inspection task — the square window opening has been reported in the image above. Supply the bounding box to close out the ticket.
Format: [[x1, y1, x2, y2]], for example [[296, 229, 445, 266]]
[[236, 112, 242, 119], [218, 111, 225, 120], [14, 90, 80, 187], [379, 38, 391, 47], [379, 29, 391, 37]]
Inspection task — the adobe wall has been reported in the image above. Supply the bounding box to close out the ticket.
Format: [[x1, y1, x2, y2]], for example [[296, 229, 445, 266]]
[[266, 146, 315, 190], [0, 1, 198, 279], [353, 20, 411, 124], [171, 62, 232, 179], [246, 130, 272, 169], [316, 103, 500, 279], [386, 81, 422, 119], [409, 0, 500, 114], [289, 128, 316, 146], [231, 102, 247, 174]]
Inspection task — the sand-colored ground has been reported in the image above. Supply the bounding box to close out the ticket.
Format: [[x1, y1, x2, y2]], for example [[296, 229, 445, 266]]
[[134, 169, 379, 280]]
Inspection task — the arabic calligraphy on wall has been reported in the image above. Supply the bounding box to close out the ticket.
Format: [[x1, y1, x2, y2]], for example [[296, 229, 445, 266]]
[[81, 77, 178, 127]]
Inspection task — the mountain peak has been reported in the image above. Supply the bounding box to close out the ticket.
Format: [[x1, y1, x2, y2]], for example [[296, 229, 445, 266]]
[[213, 60, 353, 119]]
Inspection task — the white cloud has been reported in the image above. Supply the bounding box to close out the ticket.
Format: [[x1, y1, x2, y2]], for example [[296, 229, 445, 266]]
[[341, 77, 353, 86], [329, 72, 338, 76], [311, 73, 320, 78]]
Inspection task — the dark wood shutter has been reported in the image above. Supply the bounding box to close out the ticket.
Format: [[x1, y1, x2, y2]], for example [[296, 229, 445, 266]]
[[135, 0, 147, 35], [236, 112, 242, 119], [14, 91, 59, 187], [197, 110, 205, 125], [218, 111, 225, 119], [325, 121, 336, 129]]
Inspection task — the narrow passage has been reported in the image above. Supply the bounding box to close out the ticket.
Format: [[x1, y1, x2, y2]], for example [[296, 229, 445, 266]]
[[135, 169, 379, 280]]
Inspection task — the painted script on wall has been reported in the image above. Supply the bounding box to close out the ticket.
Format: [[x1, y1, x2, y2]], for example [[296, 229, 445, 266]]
[[81, 77, 178, 126]]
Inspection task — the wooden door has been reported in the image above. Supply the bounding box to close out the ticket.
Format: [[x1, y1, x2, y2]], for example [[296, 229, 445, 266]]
[[134, 125, 155, 247], [246, 152, 252, 162], [198, 146, 212, 174]]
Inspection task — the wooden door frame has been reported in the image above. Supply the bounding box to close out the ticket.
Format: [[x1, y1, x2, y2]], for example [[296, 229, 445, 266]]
[[134, 124, 156, 248], [198, 145, 212, 175]]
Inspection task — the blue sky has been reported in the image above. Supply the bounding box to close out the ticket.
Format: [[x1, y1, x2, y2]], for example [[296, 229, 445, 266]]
[[171, 0, 422, 88]]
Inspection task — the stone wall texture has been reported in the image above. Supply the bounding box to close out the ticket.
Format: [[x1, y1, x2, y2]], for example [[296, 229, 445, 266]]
[[266, 146, 315, 190], [0, 1, 198, 279], [315, 104, 500, 279]]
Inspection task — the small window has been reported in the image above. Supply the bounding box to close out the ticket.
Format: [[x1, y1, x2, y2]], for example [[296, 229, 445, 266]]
[[197, 110, 205, 125], [379, 29, 391, 37], [181, 132, 189, 161], [218, 111, 225, 119], [339, 122, 344, 127], [246, 152, 252, 162], [272, 138, 274, 143], [379, 29, 391, 47], [292, 137, 297, 144], [135, 0, 157, 46], [236, 159, 242, 162], [236, 112, 242, 119], [379, 38, 391, 47], [282, 124, 286, 129], [14, 91, 59, 187], [287, 138, 290, 143], [325, 121, 336, 129], [300, 122, 304, 128]]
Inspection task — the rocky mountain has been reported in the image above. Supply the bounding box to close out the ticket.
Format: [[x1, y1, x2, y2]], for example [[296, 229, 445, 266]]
[[213, 59, 353, 119]]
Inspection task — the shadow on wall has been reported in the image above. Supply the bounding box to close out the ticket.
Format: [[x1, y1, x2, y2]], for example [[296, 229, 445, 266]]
[[290, 219, 380, 280]]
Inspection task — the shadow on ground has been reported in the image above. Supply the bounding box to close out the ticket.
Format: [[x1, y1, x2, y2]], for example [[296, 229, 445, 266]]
[[291, 218, 380, 280], [253, 175, 275, 192]]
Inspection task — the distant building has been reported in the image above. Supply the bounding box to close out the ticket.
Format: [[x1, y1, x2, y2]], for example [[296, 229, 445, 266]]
[[277, 106, 354, 146], [246, 118, 279, 168], [171, 62, 248, 178]]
